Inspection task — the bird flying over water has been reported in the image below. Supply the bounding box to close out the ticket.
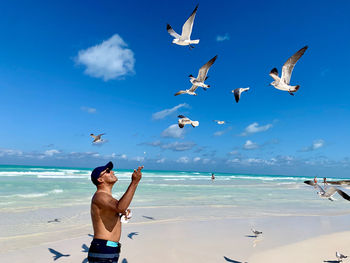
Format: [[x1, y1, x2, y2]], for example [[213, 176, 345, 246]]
[[269, 46, 308, 96], [304, 180, 350, 201], [232, 87, 250, 103], [174, 55, 217, 96], [178, 115, 199, 128], [167, 5, 199, 49], [90, 133, 105, 143]]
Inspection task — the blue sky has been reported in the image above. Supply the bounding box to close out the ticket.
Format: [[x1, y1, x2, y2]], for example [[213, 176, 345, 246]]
[[0, 0, 350, 176]]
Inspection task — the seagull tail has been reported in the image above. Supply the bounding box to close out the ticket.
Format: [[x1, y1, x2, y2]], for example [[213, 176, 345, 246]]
[[294, 85, 300, 92], [191, 121, 199, 127]]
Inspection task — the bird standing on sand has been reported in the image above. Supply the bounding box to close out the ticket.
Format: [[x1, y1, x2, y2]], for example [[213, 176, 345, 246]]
[[174, 55, 218, 96], [304, 181, 350, 201], [269, 46, 308, 96], [336, 251, 347, 262], [251, 228, 262, 237], [167, 5, 200, 49], [232, 87, 250, 103], [90, 133, 105, 143], [178, 115, 199, 128]]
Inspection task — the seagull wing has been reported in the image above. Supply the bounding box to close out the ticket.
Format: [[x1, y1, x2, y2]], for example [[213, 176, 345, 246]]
[[178, 115, 186, 118], [234, 88, 240, 103], [166, 24, 180, 39], [281, 46, 308, 85], [324, 186, 338, 197], [189, 84, 198, 92], [174, 90, 187, 96], [197, 55, 217, 81], [304, 181, 325, 194], [90, 134, 97, 139], [336, 189, 350, 201], [181, 4, 198, 40], [97, 133, 105, 138]]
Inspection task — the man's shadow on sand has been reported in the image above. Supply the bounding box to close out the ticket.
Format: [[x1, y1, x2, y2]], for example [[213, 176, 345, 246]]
[[223, 256, 247, 263], [48, 248, 70, 261]]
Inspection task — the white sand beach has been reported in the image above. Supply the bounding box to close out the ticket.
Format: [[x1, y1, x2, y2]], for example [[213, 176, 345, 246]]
[[1, 206, 350, 263]]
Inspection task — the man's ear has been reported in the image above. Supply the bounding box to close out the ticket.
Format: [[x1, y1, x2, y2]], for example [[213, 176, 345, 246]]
[[97, 176, 104, 184]]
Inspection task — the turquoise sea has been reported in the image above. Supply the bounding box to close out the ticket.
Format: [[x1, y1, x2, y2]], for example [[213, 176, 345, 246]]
[[1, 165, 350, 215], [1, 164, 350, 245]]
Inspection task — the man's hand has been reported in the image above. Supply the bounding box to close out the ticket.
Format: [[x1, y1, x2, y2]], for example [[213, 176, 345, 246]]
[[132, 166, 143, 184]]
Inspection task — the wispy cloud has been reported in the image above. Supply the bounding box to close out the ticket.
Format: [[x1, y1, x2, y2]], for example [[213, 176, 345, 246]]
[[300, 139, 325, 152], [156, 158, 165, 163], [177, 156, 189, 164], [161, 124, 185, 139], [81, 106, 97, 114], [213, 127, 232, 137], [240, 122, 273, 136], [44, 149, 61, 156], [76, 34, 135, 81], [141, 141, 196, 152], [216, 33, 230, 42], [193, 157, 201, 162], [243, 140, 259, 150], [152, 103, 189, 120]]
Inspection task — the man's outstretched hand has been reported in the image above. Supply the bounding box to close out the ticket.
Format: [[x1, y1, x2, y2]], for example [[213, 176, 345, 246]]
[[132, 166, 143, 184]]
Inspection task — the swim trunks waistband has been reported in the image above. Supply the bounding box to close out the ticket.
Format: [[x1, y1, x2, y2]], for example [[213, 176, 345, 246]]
[[88, 238, 121, 262]]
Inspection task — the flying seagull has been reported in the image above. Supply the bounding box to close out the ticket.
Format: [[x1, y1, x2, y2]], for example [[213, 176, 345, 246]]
[[174, 55, 217, 96], [251, 228, 262, 236], [178, 115, 199, 128], [167, 5, 199, 49], [213, 120, 228, 125], [304, 181, 350, 201], [269, 46, 308, 96], [90, 133, 105, 143], [336, 251, 347, 262], [232, 87, 250, 103], [48, 248, 70, 261]]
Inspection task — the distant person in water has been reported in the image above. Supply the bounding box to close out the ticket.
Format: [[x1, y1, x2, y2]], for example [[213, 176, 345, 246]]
[[314, 176, 317, 184], [211, 173, 215, 181], [88, 161, 143, 263]]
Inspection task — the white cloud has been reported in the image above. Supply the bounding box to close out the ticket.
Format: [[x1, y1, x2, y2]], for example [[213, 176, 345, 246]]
[[161, 124, 185, 138], [156, 158, 165, 163], [301, 139, 325, 152], [81, 106, 96, 114], [0, 148, 23, 157], [216, 33, 230, 42], [152, 103, 189, 120], [177, 156, 189, 164], [243, 140, 259, 150], [131, 156, 144, 162], [120, 154, 127, 160], [193, 157, 201, 162], [241, 122, 273, 136], [76, 34, 135, 81], [44, 149, 61, 156]]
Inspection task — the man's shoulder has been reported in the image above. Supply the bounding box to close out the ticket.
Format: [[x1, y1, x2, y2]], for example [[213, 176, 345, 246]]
[[92, 191, 117, 204]]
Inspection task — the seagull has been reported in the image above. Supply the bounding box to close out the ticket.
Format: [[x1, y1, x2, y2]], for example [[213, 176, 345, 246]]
[[90, 133, 105, 143], [178, 115, 199, 128], [304, 181, 350, 201], [213, 120, 228, 125], [48, 248, 70, 261], [269, 46, 308, 96], [336, 251, 347, 262], [232, 87, 250, 103], [174, 55, 217, 96], [251, 228, 262, 236], [167, 5, 199, 49]]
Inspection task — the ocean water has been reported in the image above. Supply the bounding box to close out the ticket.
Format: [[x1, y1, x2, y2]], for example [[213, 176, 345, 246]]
[[1, 165, 350, 217]]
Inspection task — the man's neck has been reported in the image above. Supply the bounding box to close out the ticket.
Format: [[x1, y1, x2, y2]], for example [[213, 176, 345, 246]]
[[97, 184, 114, 195]]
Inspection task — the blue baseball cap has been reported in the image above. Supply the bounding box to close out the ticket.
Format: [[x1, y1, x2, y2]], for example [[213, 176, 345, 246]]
[[91, 161, 113, 186]]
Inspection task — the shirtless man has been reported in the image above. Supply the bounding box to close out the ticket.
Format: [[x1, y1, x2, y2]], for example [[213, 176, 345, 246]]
[[88, 161, 143, 263]]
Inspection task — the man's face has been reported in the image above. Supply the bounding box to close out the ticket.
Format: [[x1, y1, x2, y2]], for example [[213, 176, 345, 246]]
[[99, 168, 118, 184]]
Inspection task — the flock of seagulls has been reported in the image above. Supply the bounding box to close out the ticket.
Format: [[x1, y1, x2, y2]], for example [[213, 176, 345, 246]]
[[166, 4, 308, 133]]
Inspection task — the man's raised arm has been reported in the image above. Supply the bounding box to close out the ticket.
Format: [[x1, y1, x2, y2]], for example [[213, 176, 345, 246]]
[[116, 166, 143, 212]]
